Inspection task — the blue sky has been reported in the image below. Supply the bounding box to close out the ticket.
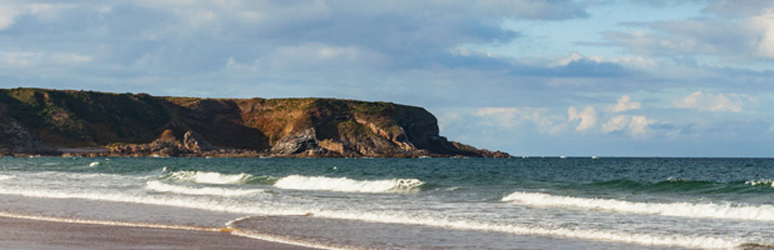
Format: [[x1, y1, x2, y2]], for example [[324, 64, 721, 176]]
[[1, 0, 773, 157]]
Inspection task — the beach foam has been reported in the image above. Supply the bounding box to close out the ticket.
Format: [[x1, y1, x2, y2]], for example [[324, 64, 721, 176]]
[[502, 191, 774, 221], [273, 175, 424, 193], [229, 214, 738, 249], [145, 180, 265, 197]]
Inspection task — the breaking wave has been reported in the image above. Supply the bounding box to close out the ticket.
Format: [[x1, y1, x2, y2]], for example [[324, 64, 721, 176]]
[[273, 175, 425, 193], [502, 191, 774, 221], [160, 169, 274, 185], [746, 180, 774, 188]]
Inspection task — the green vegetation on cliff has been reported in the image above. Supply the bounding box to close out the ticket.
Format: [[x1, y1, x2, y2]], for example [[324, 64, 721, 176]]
[[1, 88, 169, 147], [0, 88, 509, 158]]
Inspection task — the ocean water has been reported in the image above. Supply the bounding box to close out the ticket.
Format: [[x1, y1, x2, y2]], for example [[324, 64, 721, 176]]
[[1, 157, 773, 249]]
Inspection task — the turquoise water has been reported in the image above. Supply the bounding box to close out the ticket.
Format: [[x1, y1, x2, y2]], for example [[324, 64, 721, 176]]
[[0, 157, 773, 249]]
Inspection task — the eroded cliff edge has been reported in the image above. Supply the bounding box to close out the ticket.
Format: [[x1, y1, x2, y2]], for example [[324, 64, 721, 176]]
[[0, 88, 510, 158]]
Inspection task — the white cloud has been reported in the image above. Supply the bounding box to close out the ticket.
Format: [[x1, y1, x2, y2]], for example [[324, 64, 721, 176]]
[[628, 116, 653, 137], [477, 107, 566, 135], [602, 115, 629, 134], [0, 4, 21, 29], [673, 91, 754, 112], [602, 115, 654, 138], [544, 52, 658, 71], [0, 52, 92, 68], [476, 107, 523, 128], [437, 111, 461, 133], [610, 95, 641, 112], [604, 9, 774, 62], [551, 52, 585, 67], [240, 43, 379, 72], [0, 3, 72, 30], [750, 10, 774, 59], [567, 105, 597, 131]]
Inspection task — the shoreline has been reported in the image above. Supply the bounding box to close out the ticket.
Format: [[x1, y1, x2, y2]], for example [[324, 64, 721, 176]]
[[0, 213, 322, 250]]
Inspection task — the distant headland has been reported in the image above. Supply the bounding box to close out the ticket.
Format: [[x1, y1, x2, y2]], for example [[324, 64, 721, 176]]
[[0, 88, 510, 158]]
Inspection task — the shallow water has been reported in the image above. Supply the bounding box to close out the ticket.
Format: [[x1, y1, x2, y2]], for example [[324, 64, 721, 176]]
[[1, 157, 773, 249]]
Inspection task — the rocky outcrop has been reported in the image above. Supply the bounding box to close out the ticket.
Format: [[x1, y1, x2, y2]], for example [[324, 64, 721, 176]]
[[106, 131, 224, 157], [269, 128, 324, 156], [0, 88, 510, 158], [0, 116, 53, 155]]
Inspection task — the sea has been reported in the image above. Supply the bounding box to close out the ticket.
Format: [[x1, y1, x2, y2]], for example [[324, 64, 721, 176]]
[[0, 157, 773, 249]]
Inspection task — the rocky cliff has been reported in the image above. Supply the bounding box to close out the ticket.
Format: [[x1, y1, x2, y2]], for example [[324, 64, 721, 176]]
[[0, 88, 509, 158]]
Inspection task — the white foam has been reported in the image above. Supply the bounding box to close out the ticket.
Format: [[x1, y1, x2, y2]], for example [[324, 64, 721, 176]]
[[165, 170, 254, 185], [746, 180, 774, 188], [0, 184, 741, 249], [145, 181, 264, 197], [230, 212, 738, 249], [0, 175, 13, 181], [0, 185, 306, 216], [502, 191, 774, 221], [89, 161, 100, 167], [273, 175, 423, 193]]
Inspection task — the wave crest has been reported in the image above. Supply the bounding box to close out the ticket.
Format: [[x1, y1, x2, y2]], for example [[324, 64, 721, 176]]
[[745, 180, 774, 188], [502, 191, 774, 221], [273, 175, 425, 193], [161, 170, 270, 185]]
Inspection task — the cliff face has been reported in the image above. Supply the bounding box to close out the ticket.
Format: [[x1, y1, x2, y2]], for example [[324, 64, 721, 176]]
[[0, 88, 509, 158]]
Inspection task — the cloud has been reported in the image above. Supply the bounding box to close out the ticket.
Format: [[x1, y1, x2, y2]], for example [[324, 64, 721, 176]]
[[476, 107, 566, 135], [0, 0, 593, 87], [0, 2, 74, 30], [600, 9, 774, 62], [673, 91, 755, 112], [509, 53, 635, 78], [628, 116, 654, 137], [0, 52, 93, 68], [601, 115, 654, 138], [703, 1, 774, 17], [568, 106, 597, 131], [750, 10, 774, 59], [610, 95, 641, 112], [0, 4, 21, 29]]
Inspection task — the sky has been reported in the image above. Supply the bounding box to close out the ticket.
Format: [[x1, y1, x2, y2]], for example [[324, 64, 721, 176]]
[[1, 0, 773, 157]]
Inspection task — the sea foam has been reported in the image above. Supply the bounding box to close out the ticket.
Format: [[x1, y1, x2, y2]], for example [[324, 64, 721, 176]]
[[273, 175, 424, 193], [163, 170, 255, 185], [229, 212, 738, 250], [502, 191, 774, 221], [145, 180, 264, 197], [745, 180, 774, 188], [0, 182, 743, 249]]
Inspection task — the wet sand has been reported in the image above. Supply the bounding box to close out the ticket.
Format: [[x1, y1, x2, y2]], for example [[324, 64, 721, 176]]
[[0, 216, 320, 250]]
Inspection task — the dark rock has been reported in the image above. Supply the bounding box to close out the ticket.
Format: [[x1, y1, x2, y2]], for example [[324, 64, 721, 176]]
[[0, 116, 53, 154], [0, 88, 511, 158]]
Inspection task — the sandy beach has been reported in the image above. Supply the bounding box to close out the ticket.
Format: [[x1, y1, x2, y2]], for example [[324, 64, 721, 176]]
[[0, 216, 320, 250]]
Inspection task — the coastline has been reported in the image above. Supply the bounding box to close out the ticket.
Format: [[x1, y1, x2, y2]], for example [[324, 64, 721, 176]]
[[0, 214, 322, 250]]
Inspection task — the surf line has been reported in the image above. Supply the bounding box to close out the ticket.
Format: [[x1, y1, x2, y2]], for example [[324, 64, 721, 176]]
[[226, 216, 351, 250], [0, 211, 230, 233]]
